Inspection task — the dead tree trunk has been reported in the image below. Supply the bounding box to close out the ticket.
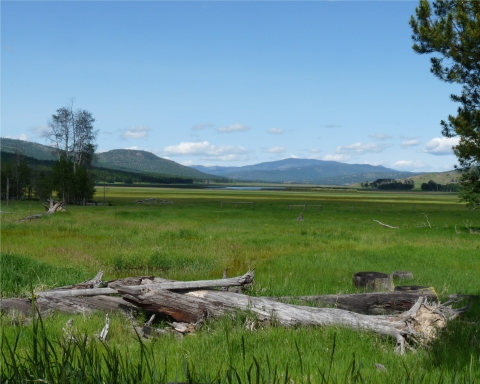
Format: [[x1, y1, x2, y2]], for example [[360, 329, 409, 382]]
[[123, 289, 464, 354]]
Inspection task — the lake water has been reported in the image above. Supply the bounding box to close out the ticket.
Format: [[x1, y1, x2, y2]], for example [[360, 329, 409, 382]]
[[206, 186, 285, 190]]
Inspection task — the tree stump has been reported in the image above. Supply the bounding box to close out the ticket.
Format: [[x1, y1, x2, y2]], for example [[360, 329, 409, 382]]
[[393, 271, 414, 280], [353, 272, 393, 292]]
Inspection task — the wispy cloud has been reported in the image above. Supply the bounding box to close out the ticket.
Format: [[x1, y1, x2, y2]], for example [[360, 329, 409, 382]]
[[335, 142, 393, 155], [422, 137, 459, 155], [323, 154, 351, 162], [29, 124, 50, 137], [192, 123, 215, 131], [310, 148, 321, 154], [163, 141, 250, 161], [267, 128, 285, 134], [125, 146, 140, 150], [369, 133, 392, 141], [4, 45, 14, 52], [5, 133, 29, 141], [401, 139, 420, 147], [392, 160, 426, 170], [216, 123, 251, 133], [121, 125, 151, 139], [262, 146, 285, 154], [362, 160, 382, 166]]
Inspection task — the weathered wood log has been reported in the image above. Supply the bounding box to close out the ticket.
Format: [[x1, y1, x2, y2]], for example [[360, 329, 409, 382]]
[[35, 270, 254, 298], [116, 270, 255, 295], [123, 289, 462, 353], [353, 272, 393, 292], [1, 295, 138, 316], [19, 199, 66, 221], [270, 288, 437, 314]]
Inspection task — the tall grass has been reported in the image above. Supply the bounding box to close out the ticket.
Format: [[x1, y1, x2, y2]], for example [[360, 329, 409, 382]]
[[1, 189, 479, 381]]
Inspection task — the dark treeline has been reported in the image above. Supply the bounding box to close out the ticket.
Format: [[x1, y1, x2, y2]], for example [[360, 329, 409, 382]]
[[95, 166, 194, 185], [421, 180, 460, 192], [0, 151, 196, 203], [361, 178, 415, 191]]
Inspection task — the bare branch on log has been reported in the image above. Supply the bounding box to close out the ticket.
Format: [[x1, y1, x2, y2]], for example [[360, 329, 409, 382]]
[[35, 270, 254, 298], [373, 220, 398, 229], [117, 270, 255, 295], [270, 288, 437, 314]]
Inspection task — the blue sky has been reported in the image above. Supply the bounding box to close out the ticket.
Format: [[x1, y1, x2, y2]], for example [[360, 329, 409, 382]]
[[1, 1, 461, 171]]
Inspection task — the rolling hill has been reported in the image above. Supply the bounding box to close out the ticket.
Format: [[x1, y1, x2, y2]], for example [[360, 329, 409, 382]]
[[95, 149, 220, 180], [1, 138, 58, 161], [192, 158, 419, 185], [1, 138, 220, 181]]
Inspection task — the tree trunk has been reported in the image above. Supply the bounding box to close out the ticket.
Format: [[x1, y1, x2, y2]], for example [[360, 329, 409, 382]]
[[122, 289, 461, 354]]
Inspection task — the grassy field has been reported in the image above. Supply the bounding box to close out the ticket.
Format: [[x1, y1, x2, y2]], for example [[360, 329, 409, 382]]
[[1, 187, 479, 382]]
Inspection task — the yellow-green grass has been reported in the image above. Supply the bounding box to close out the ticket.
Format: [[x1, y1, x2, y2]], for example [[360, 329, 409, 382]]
[[1, 188, 479, 382]]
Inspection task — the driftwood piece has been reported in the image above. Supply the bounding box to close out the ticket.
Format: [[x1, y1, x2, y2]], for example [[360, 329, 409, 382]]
[[271, 288, 437, 314], [373, 220, 398, 229], [125, 289, 462, 353], [353, 272, 393, 292]]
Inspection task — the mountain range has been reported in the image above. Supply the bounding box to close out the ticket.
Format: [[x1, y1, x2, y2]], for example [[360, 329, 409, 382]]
[[191, 159, 418, 184], [1, 137, 420, 184]]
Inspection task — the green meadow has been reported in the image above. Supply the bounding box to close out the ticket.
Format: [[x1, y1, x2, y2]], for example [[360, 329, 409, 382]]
[[1, 187, 479, 382]]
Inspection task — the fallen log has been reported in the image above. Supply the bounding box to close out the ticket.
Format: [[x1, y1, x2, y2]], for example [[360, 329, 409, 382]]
[[270, 288, 437, 314], [124, 289, 464, 354], [35, 270, 255, 298], [19, 199, 66, 221], [1, 295, 138, 316]]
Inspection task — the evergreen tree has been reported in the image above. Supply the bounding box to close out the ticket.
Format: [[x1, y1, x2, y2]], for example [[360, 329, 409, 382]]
[[410, 0, 480, 209]]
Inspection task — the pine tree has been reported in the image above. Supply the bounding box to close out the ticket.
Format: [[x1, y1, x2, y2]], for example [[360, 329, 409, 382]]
[[410, 0, 480, 209]]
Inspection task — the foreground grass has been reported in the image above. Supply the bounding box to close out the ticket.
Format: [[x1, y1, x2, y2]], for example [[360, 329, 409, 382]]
[[1, 188, 479, 382]]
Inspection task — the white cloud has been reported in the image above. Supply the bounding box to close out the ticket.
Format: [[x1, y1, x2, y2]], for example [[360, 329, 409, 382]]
[[181, 160, 195, 166], [216, 123, 251, 133], [363, 160, 382, 166], [323, 154, 351, 162], [5, 133, 29, 141], [163, 141, 249, 161], [310, 148, 321, 154], [121, 125, 150, 139], [335, 142, 393, 155], [268, 128, 285, 134], [29, 124, 50, 137], [422, 137, 459, 155], [401, 139, 420, 147], [125, 146, 140, 150], [392, 160, 427, 170], [192, 123, 215, 131], [369, 133, 392, 141], [263, 146, 285, 154]]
